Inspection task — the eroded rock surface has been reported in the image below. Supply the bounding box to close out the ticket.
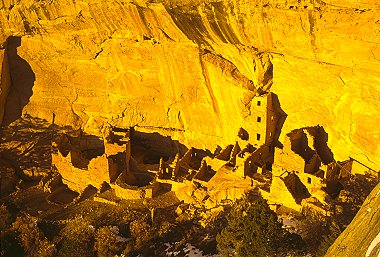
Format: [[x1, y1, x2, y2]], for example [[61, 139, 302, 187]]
[[326, 181, 380, 257], [0, 0, 379, 172]]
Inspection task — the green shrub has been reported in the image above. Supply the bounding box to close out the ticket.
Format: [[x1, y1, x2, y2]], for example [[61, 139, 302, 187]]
[[129, 218, 154, 250], [316, 223, 341, 257], [57, 216, 95, 257], [12, 215, 55, 257], [216, 197, 304, 257], [0, 230, 24, 257], [94, 226, 129, 257]]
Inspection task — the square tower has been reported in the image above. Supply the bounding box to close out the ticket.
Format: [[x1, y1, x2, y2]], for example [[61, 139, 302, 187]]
[[249, 92, 278, 148]]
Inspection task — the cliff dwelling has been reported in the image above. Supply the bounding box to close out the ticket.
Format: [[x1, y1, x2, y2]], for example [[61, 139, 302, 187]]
[[268, 126, 375, 215], [48, 92, 288, 203], [46, 89, 378, 218]]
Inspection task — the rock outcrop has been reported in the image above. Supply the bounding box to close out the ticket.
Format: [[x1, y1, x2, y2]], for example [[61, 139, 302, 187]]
[[0, 0, 379, 172], [326, 181, 380, 257]]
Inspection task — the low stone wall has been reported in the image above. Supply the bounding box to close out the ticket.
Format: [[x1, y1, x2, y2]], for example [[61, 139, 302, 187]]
[[53, 152, 111, 192], [269, 175, 303, 213], [111, 182, 160, 200]]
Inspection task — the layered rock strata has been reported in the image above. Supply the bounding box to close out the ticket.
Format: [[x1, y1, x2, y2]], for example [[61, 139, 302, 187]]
[[0, 0, 379, 171]]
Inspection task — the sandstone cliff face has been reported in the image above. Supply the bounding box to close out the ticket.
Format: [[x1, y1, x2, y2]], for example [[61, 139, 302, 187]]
[[0, 0, 379, 170], [326, 181, 380, 257]]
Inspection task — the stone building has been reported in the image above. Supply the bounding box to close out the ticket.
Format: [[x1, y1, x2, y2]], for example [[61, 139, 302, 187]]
[[52, 133, 111, 192], [269, 126, 351, 214], [52, 128, 160, 199], [229, 92, 286, 177], [247, 92, 282, 148]]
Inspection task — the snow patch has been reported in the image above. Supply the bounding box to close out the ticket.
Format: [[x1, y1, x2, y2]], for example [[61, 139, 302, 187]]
[[183, 243, 219, 257], [164, 242, 219, 256]]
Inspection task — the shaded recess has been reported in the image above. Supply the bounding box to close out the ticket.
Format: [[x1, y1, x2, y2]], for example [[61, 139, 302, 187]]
[[55, 133, 105, 169], [166, 2, 240, 45], [2, 36, 35, 126], [270, 93, 287, 150], [287, 125, 334, 168], [283, 172, 311, 203], [166, 6, 211, 45], [288, 130, 315, 162], [131, 130, 188, 165], [46, 186, 79, 205], [209, 2, 241, 44], [0, 116, 57, 173], [0, 116, 78, 202], [262, 59, 273, 87], [313, 127, 334, 164]]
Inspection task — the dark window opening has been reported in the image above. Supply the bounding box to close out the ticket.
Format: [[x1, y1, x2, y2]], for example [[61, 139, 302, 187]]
[[256, 133, 261, 141], [257, 101, 261, 106], [257, 116, 261, 122], [307, 177, 312, 184]]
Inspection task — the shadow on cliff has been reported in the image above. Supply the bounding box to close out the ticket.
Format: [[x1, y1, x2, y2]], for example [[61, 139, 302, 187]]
[[315, 126, 334, 164], [271, 93, 287, 150], [131, 130, 188, 164], [0, 116, 58, 174], [2, 36, 35, 126], [0, 116, 78, 185], [165, 2, 240, 45]]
